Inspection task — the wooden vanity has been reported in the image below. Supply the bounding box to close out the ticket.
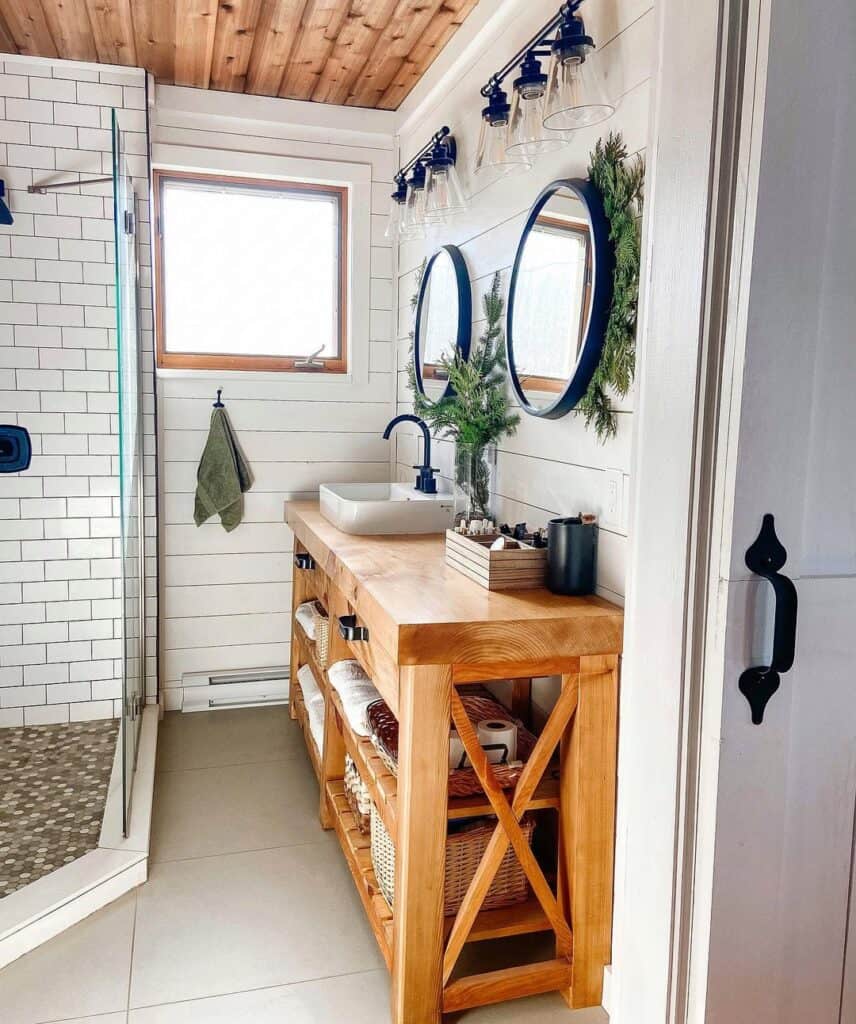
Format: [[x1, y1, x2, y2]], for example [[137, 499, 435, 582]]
[[285, 501, 623, 1023]]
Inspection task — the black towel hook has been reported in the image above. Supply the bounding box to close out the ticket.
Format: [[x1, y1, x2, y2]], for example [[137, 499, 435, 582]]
[[213, 389, 224, 408]]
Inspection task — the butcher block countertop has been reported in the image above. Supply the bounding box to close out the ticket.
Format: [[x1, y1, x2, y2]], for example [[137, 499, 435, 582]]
[[285, 500, 624, 669]]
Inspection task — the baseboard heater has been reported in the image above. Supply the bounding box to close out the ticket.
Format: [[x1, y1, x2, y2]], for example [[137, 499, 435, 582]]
[[181, 666, 290, 713]]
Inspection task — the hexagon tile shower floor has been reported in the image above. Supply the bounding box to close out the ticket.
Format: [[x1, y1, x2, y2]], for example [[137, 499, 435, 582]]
[[0, 720, 118, 897]]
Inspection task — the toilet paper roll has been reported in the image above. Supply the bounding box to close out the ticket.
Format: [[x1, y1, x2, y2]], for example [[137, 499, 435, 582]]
[[449, 730, 467, 770], [477, 719, 518, 765]]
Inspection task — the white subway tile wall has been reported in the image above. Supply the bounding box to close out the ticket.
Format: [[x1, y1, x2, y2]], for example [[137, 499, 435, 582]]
[[0, 56, 157, 727]]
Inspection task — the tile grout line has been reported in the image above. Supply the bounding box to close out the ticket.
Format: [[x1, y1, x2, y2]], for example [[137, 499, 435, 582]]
[[125, 965, 387, 1015], [150, 834, 335, 867], [125, 887, 138, 1016], [155, 754, 304, 774]]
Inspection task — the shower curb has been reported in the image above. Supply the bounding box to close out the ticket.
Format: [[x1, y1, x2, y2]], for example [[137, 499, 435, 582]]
[[0, 706, 158, 969]]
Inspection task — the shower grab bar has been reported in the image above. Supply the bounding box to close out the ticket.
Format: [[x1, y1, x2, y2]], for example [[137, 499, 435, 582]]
[[28, 176, 113, 194]]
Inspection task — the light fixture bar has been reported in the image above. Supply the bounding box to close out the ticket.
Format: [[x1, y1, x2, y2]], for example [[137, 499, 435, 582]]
[[28, 175, 113, 195], [396, 126, 453, 183], [480, 0, 583, 97]]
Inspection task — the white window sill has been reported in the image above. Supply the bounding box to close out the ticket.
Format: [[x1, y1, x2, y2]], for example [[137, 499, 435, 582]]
[[154, 366, 357, 386]]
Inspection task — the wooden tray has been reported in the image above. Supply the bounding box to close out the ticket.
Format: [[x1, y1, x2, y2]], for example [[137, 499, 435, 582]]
[[445, 530, 547, 590]]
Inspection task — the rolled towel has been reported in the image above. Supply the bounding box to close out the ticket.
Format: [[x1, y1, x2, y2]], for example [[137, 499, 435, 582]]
[[327, 659, 369, 687], [327, 660, 380, 737], [297, 663, 322, 706], [295, 601, 318, 641], [306, 696, 325, 756]]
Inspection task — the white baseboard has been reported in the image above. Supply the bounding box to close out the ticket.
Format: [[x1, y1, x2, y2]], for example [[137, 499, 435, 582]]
[[0, 706, 158, 968]]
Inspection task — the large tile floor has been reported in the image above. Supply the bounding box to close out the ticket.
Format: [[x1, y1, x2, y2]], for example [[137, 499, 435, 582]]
[[0, 706, 609, 1024]]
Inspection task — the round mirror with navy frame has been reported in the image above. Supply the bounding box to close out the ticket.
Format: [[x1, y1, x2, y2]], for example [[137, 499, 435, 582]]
[[413, 244, 472, 403], [506, 177, 614, 419]]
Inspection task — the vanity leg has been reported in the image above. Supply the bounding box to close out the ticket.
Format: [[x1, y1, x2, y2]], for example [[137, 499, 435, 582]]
[[391, 664, 452, 1024], [558, 655, 619, 1009], [318, 585, 350, 828], [510, 678, 533, 725], [319, 699, 345, 829]]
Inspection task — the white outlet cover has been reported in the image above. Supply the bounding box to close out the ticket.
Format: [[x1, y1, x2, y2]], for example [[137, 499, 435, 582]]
[[603, 469, 624, 530]]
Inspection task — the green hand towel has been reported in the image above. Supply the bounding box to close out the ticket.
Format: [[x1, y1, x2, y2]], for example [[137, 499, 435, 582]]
[[194, 408, 253, 532]]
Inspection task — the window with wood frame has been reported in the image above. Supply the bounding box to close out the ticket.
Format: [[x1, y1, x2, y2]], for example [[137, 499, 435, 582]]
[[154, 170, 348, 372]]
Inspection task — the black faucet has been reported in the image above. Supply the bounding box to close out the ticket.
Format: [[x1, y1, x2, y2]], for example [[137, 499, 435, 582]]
[[382, 414, 439, 494]]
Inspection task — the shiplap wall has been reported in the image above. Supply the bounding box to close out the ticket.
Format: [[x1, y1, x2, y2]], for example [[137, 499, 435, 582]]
[[151, 87, 397, 711], [394, 0, 654, 607], [0, 54, 157, 726]]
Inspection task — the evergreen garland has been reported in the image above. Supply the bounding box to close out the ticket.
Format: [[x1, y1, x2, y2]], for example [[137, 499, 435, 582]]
[[577, 132, 645, 441]]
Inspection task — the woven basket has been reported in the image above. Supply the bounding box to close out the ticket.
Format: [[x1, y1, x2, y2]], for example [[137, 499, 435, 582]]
[[367, 692, 538, 798], [343, 754, 372, 835], [371, 804, 534, 915], [309, 601, 330, 667]]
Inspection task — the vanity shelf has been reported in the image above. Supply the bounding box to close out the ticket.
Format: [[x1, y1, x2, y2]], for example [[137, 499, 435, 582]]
[[286, 500, 623, 1023], [325, 780, 555, 969]]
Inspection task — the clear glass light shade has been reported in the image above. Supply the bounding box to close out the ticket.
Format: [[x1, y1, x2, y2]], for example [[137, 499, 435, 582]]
[[424, 162, 468, 222], [385, 198, 404, 240], [543, 52, 615, 131], [401, 184, 427, 239], [473, 117, 531, 180], [506, 88, 569, 159]]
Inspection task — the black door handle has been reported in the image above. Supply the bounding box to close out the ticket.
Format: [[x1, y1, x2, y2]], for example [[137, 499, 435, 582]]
[[294, 552, 316, 571], [738, 514, 798, 725]]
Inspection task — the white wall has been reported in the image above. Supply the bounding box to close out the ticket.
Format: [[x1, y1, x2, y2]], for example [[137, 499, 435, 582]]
[[0, 54, 157, 726], [393, 0, 654, 607], [151, 87, 397, 711]]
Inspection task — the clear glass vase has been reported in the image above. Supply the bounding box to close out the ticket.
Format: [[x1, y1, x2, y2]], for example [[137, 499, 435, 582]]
[[454, 442, 496, 525]]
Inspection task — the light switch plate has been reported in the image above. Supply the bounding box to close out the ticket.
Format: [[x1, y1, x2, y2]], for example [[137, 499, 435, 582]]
[[603, 468, 624, 530]]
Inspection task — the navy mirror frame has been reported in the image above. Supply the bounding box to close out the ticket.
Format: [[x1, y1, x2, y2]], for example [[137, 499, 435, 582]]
[[414, 244, 472, 403], [506, 177, 615, 420]]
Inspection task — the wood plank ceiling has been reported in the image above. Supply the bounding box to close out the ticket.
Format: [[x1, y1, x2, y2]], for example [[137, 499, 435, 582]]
[[0, 0, 481, 109]]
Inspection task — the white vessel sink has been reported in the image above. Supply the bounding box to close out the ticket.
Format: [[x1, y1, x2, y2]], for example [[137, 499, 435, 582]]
[[320, 482, 454, 535]]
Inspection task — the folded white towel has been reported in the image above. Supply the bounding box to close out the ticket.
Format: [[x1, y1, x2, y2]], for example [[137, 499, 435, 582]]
[[295, 601, 317, 640], [297, 663, 322, 706], [306, 695, 325, 755], [327, 660, 380, 738]]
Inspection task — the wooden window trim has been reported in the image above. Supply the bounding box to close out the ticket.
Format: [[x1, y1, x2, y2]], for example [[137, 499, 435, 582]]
[[153, 169, 349, 373]]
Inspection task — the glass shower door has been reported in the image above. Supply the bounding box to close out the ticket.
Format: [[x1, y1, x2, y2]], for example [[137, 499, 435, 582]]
[[112, 110, 145, 835]]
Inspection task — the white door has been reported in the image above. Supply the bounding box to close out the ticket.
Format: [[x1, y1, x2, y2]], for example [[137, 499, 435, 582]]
[[694, 0, 856, 1019]]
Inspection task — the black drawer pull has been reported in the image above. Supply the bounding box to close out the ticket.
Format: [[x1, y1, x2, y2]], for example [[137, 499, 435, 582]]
[[294, 553, 316, 571], [339, 614, 369, 642]]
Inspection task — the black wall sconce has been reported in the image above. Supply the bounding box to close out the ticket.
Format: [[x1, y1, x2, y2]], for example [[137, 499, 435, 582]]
[[386, 126, 467, 241], [474, 1, 615, 179]]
